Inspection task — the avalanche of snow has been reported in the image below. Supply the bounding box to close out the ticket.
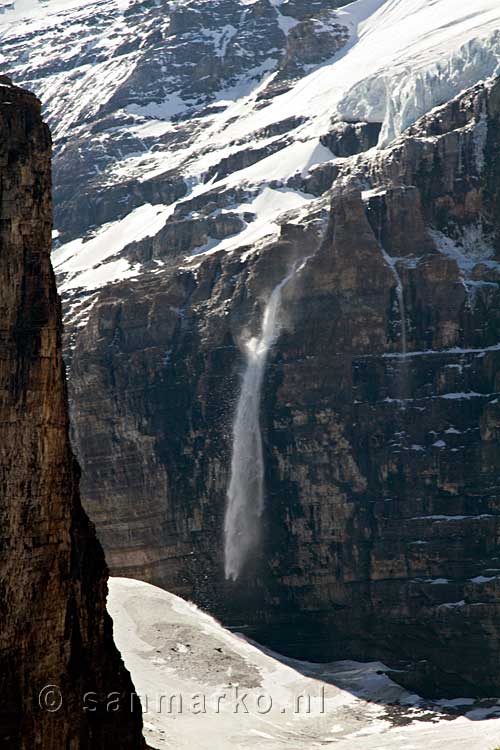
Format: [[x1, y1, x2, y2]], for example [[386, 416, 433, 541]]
[[108, 577, 500, 750]]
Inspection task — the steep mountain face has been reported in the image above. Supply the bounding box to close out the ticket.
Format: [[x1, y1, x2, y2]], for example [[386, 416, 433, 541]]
[[69, 77, 500, 697], [0, 80, 143, 749], [2, 0, 500, 697]]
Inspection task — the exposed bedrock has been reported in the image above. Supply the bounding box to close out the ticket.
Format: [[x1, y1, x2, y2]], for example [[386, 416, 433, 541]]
[[70, 79, 500, 697], [0, 83, 144, 747]]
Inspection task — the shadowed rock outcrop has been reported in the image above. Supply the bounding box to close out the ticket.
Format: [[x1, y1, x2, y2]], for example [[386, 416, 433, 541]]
[[0, 82, 144, 748]]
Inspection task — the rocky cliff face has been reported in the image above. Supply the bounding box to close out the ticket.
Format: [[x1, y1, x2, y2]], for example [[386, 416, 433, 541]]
[[70, 77, 500, 697], [0, 80, 144, 748], [3, 0, 500, 699]]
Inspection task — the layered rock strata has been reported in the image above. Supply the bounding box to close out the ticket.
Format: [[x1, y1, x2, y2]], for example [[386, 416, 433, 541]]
[[70, 77, 500, 697], [0, 81, 144, 748]]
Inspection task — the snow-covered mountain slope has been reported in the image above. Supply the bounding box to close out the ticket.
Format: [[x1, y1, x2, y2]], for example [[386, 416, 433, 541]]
[[1, 0, 500, 312], [108, 577, 500, 750]]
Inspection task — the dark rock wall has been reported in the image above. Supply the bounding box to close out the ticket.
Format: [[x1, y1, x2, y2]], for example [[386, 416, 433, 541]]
[[70, 79, 500, 697], [0, 82, 144, 748]]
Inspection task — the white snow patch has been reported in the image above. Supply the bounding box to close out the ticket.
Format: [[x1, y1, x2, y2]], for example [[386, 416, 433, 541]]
[[53, 203, 172, 274], [224, 138, 334, 187], [189, 187, 311, 259], [271, 1, 299, 36], [127, 93, 194, 121], [382, 343, 500, 359], [202, 24, 238, 58], [441, 392, 486, 400], [0, 0, 88, 25], [429, 227, 499, 276], [61, 258, 140, 291], [54, 203, 173, 291], [108, 577, 500, 750]]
